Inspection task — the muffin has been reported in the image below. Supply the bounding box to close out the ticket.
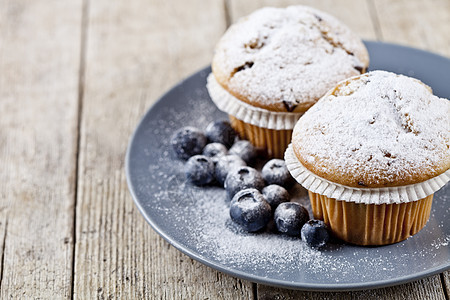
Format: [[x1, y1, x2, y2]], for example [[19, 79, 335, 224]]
[[285, 70, 450, 246], [207, 5, 369, 158]]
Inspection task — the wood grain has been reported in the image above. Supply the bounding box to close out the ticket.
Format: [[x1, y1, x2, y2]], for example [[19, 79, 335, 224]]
[[0, 0, 82, 297], [257, 275, 446, 300], [72, 0, 254, 298], [443, 271, 450, 298], [372, 0, 450, 57], [228, 0, 378, 40]]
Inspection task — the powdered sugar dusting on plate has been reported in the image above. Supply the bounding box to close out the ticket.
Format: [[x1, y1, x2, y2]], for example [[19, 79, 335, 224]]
[[128, 73, 449, 287], [147, 155, 449, 282]]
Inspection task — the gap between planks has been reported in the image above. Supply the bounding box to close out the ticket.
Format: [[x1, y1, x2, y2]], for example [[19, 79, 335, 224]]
[[0, 219, 8, 289], [223, 0, 232, 28], [440, 272, 449, 300], [71, 0, 90, 298], [366, 0, 384, 40]]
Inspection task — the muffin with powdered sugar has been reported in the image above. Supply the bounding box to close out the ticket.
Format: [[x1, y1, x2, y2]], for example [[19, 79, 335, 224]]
[[207, 5, 369, 158], [285, 70, 450, 245]]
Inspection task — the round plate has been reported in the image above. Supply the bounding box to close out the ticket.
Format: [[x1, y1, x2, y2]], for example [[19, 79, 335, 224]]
[[126, 41, 450, 291]]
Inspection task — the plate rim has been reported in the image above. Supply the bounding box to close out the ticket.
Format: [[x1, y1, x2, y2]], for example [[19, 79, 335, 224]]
[[125, 40, 450, 291]]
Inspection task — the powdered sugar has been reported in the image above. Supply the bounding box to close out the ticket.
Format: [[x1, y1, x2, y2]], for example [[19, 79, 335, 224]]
[[274, 204, 299, 220], [212, 6, 369, 112], [430, 235, 450, 249], [293, 71, 450, 187], [194, 190, 322, 267]]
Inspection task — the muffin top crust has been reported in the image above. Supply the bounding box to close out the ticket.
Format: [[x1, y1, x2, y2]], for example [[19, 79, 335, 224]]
[[292, 71, 450, 188], [211, 5, 369, 113]]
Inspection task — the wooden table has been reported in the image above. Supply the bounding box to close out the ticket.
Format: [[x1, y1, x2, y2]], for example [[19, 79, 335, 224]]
[[0, 0, 449, 298]]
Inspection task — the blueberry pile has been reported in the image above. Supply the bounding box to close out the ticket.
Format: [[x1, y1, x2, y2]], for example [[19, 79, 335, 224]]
[[170, 120, 330, 249]]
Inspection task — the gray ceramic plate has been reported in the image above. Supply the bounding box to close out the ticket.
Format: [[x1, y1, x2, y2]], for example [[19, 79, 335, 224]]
[[126, 41, 450, 291]]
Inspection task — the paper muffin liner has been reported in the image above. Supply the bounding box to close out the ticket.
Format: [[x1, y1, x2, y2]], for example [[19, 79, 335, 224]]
[[284, 144, 450, 205], [206, 73, 304, 130], [308, 192, 433, 245], [229, 116, 292, 158]]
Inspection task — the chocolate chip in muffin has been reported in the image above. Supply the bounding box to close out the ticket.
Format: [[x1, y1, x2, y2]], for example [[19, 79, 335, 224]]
[[231, 61, 254, 77], [282, 100, 297, 112], [354, 65, 364, 73]]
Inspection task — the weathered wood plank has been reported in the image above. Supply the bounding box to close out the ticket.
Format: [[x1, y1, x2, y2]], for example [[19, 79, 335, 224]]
[[0, 0, 82, 298], [443, 271, 450, 298], [72, 0, 254, 298], [258, 275, 446, 300], [228, 0, 448, 299], [228, 0, 378, 40], [372, 0, 450, 57]]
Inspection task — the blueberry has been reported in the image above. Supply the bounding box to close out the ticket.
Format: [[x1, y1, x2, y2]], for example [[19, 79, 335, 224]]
[[230, 188, 272, 232], [301, 220, 330, 249], [214, 155, 246, 186], [229, 140, 258, 165], [274, 202, 309, 236], [210, 156, 221, 170], [262, 184, 290, 210], [202, 143, 228, 158], [205, 121, 237, 148], [224, 166, 265, 199], [184, 155, 215, 186], [261, 159, 295, 189], [171, 126, 207, 160]]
